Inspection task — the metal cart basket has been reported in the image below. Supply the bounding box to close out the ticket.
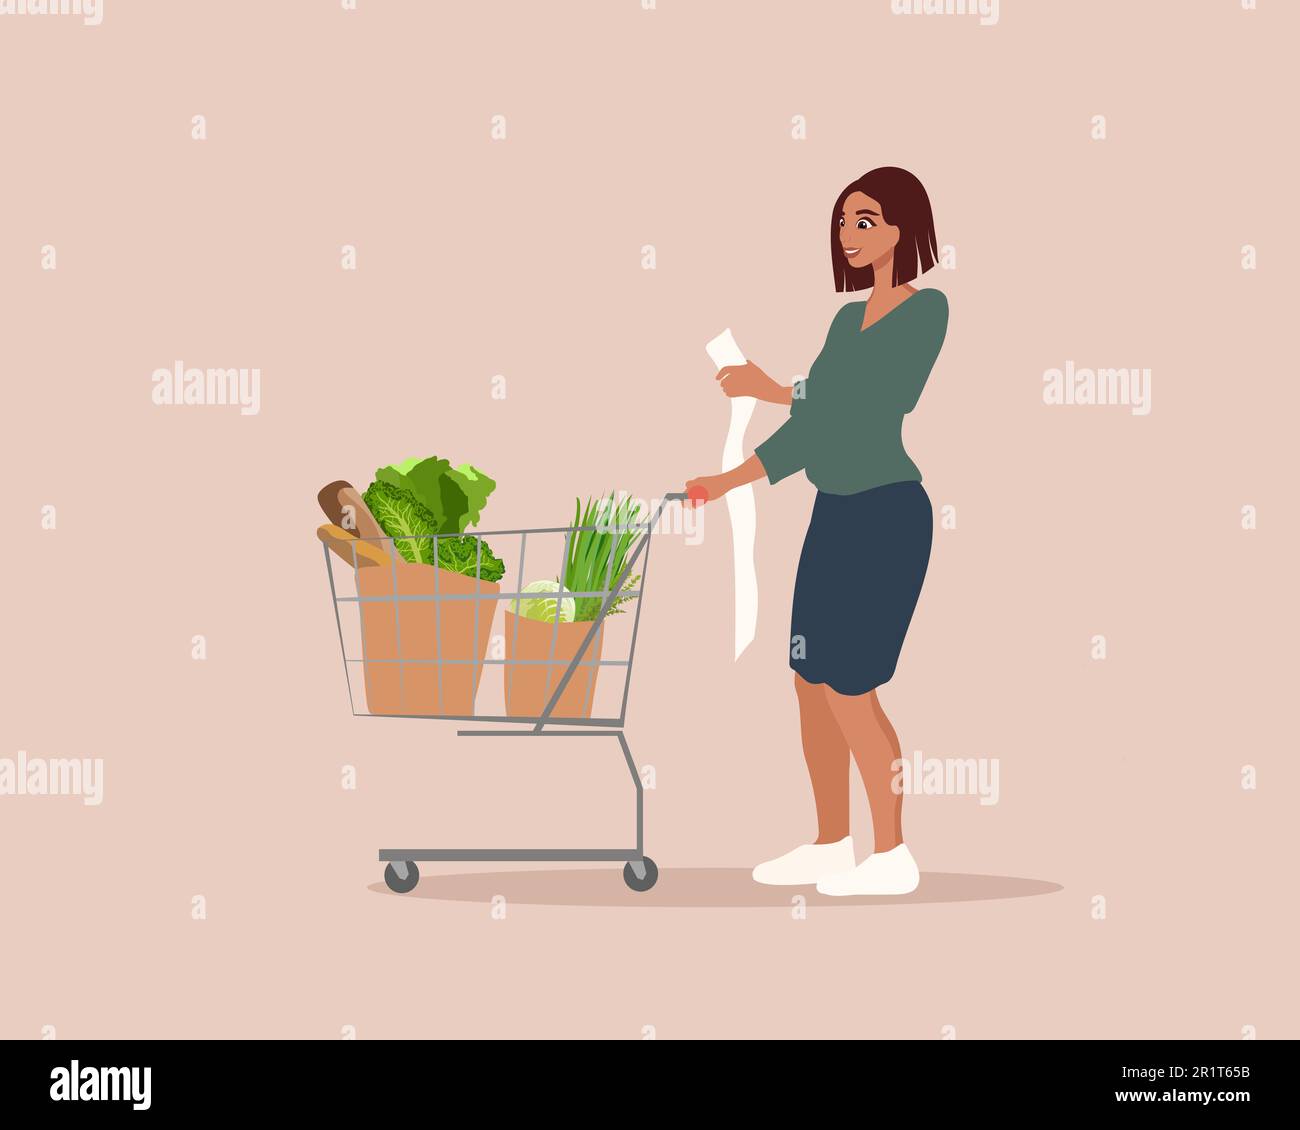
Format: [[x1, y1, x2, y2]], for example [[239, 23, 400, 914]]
[[323, 491, 687, 894]]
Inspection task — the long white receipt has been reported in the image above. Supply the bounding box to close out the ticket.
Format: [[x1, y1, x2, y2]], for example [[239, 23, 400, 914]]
[[704, 328, 758, 660]]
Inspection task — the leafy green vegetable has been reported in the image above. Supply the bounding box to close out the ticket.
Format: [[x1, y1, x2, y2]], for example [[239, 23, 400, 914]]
[[607, 573, 640, 616], [444, 465, 496, 532], [511, 580, 575, 623], [437, 533, 505, 583], [375, 457, 455, 532], [372, 456, 496, 535], [561, 492, 644, 621], [364, 479, 438, 565], [363, 478, 504, 581]]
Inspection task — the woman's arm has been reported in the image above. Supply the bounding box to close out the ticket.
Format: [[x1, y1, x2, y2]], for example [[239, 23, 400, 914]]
[[717, 362, 794, 405], [685, 454, 767, 505], [688, 361, 807, 501], [688, 379, 812, 502]]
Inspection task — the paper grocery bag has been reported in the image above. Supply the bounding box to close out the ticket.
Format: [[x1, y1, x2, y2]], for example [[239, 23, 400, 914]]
[[357, 561, 498, 716], [503, 612, 604, 720]]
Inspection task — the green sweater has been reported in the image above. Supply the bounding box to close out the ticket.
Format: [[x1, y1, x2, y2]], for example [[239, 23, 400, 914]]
[[754, 289, 948, 494]]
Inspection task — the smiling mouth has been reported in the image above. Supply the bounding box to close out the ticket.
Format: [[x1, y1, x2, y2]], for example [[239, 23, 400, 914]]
[[843, 247, 862, 258]]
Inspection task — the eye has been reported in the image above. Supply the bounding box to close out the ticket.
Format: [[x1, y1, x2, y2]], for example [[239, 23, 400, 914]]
[[857, 218, 874, 229], [838, 216, 844, 226]]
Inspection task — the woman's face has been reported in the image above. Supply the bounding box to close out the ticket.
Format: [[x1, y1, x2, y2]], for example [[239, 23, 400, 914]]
[[838, 191, 899, 270]]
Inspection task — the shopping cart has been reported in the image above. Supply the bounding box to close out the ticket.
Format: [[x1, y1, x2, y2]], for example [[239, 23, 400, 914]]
[[322, 491, 689, 894]]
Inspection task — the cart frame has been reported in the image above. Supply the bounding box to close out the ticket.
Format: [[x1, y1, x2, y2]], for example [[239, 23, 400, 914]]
[[324, 491, 688, 894]]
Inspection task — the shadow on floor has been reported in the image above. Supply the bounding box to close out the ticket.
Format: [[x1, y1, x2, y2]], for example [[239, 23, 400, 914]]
[[367, 867, 1063, 907]]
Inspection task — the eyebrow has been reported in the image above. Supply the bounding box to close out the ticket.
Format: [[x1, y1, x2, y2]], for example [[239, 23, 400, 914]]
[[843, 208, 880, 217]]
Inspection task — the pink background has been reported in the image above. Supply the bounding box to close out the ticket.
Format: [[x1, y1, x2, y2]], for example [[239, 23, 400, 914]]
[[2, 0, 1295, 1038]]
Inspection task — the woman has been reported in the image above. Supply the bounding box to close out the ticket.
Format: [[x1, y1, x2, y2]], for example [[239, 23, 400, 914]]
[[685, 167, 948, 896]]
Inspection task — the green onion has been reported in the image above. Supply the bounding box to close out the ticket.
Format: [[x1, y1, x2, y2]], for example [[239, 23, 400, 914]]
[[560, 492, 644, 621]]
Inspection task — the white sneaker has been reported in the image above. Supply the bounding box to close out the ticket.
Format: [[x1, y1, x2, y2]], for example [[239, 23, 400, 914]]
[[752, 835, 855, 886], [816, 843, 920, 896]]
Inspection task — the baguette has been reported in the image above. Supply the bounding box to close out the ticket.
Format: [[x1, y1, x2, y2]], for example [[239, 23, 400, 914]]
[[316, 524, 391, 569]]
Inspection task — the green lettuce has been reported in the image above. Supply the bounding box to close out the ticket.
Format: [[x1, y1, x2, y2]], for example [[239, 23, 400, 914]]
[[444, 464, 496, 532], [372, 456, 496, 535]]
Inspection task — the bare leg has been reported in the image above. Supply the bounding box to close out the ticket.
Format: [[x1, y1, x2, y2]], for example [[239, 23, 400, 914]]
[[749, 676, 858, 886], [793, 674, 851, 844], [823, 687, 904, 853]]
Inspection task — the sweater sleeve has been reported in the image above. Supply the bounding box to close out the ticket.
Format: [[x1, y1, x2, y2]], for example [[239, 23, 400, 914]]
[[895, 291, 949, 412], [753, 402, 809, 485]]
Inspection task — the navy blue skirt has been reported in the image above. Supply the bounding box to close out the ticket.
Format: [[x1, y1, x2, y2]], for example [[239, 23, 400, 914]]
[[789, 480, 933, 696]]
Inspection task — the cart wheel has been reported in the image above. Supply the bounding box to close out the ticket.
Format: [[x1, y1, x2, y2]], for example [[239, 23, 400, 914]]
[[623, 857, 658, 892], [384, 860, 419, 894]]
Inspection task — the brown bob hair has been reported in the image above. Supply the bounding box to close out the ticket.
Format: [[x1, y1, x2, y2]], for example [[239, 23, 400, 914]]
[[831, 167, 938, 292]]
